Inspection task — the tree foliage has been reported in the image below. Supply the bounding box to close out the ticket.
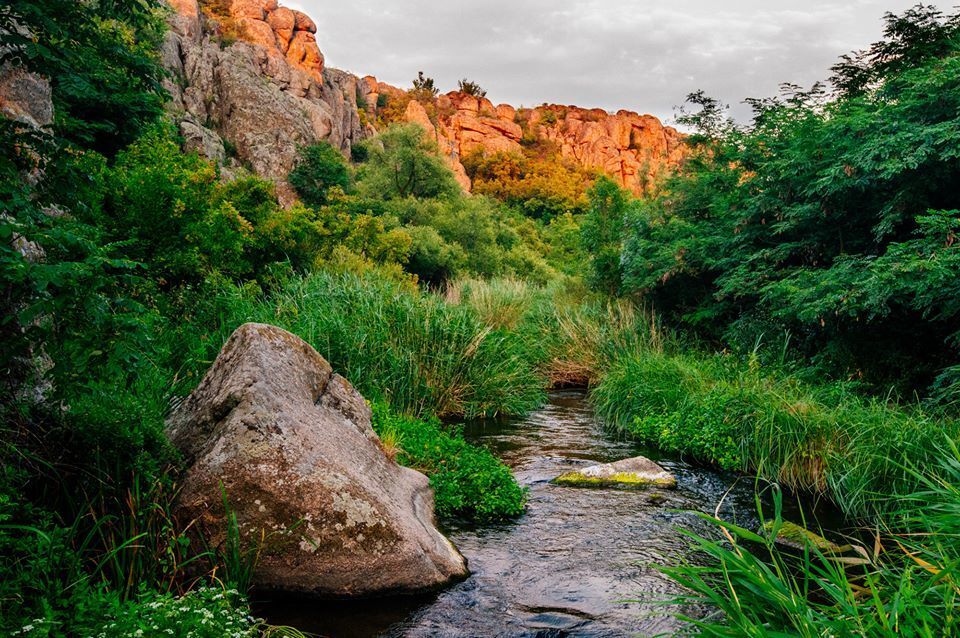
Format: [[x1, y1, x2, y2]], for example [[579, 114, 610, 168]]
[[0, 0, 168, 156], [288, 142, 352, 206], [458, 78, 487, 98], [620, 5, 960, 394], [411, 70, 439, 100], [582, 177, 634, 296], [463, 145, 596, 220], [356, 124, 461, 200]]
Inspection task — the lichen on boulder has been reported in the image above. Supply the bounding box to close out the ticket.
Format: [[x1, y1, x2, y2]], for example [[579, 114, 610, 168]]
[[553, 456, 677, 489]]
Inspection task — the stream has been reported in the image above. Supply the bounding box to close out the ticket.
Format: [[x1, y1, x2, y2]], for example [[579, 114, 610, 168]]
[[260, 390, 839, 637]]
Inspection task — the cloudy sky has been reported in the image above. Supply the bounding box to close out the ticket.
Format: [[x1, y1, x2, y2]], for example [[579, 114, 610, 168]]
[[290, 1, 944, 125]]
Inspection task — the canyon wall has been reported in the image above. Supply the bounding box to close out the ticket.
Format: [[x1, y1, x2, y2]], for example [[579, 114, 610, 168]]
[[163, 0, 372, 204], [164, 0, 684, 200]]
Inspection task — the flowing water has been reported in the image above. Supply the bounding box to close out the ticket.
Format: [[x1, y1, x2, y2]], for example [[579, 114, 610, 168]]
[[261, 390, 839, 637]]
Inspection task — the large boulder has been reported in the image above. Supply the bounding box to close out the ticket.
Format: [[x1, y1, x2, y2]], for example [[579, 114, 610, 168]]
[[167, 323, 468, 597]]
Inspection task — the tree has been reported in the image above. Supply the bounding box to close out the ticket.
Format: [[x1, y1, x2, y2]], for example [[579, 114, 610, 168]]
[[0, 0, 168, 156], [458, 78, 487, 98], [356, 124, 460, 200], [412, 71, 439, 100], [289, 143, 352, 206], [620, 5, 960, 394], [830, 4, 960, 97], [582, 177, 633, 296]]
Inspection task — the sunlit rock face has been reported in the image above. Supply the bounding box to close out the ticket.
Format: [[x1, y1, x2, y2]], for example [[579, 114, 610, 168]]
[[360, 76, 687, 195], [162, 0, 684, 202], [162, 0, 370, 205]]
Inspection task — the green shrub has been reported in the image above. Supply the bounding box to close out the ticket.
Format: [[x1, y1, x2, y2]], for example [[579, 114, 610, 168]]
[[92, 588, 257, 638], [457, 78, 487, 98], [371, 404, 525, 521], [288, 143, 352, 207], [592, 348, 959, 518]]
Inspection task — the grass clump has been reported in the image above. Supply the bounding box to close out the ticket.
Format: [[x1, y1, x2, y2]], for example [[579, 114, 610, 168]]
[[662, 451, 960, 636], [447, 276, 665, 388], [216, 271, 546, 419], [592, 349, 959, 519], [371, 404, 526, 522]]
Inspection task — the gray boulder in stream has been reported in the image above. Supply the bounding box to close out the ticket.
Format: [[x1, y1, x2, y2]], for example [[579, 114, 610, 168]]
[[554, 456, 677, 489], [167, 323, 468, 597]]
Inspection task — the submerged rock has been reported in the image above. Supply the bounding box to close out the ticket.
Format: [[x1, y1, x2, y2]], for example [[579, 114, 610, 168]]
[[764, 520, 844, 553], [167, 323, 468, 597], [553, 456, 676, 489]]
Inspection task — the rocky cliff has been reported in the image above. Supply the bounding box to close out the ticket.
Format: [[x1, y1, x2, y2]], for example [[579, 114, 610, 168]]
[[163, 0, 684, 200], [361, 81, 686, 195], [163, 0, 371, 204]]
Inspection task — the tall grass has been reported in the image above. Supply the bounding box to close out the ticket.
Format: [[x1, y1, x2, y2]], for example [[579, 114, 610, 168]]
[[444, 277, 537, 331], [592, 349, 960, 520], [209, 271, 546, 418], [661, 442, 960, 636], [447, 276, 665, 387]]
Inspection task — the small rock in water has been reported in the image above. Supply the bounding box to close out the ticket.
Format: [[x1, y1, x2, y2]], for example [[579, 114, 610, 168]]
[[553, 456, 677, 489], [764, 520, 843, 553]]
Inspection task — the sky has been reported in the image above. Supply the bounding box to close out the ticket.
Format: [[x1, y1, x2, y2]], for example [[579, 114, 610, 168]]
[[289, 1, 945, 125]]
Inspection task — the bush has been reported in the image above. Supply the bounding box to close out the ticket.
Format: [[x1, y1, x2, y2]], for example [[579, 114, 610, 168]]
[[371, 404, 525, 521], [92, 588, 258, 638], [411, 71, 439, 100], [457, 78, 487, 98], [288, 143, 352, 207]]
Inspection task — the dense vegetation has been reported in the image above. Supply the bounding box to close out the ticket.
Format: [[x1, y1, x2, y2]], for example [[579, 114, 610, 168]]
[[621, 5, 960, 399], [594, 5, 960, 634], [0, 0, 591, 632], [3, 0, 959, 635]]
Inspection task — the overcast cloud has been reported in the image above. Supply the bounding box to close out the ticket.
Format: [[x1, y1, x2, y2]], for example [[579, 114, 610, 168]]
[[289, 1, 946, 125]]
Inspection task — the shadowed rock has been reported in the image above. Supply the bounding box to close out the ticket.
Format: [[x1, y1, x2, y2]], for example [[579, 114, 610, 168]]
[[167, 323, 468, 597], [554, 456, 677, 489]]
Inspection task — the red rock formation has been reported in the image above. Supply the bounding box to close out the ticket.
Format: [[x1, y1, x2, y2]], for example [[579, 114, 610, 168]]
[[168, 0, 683, 201], [226, 0, 324, 81], [165, 0, 367, 206], [358, 78, 686, 195]]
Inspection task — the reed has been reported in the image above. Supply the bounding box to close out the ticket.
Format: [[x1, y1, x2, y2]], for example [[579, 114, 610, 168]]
[[592, 349, 959, 520]]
